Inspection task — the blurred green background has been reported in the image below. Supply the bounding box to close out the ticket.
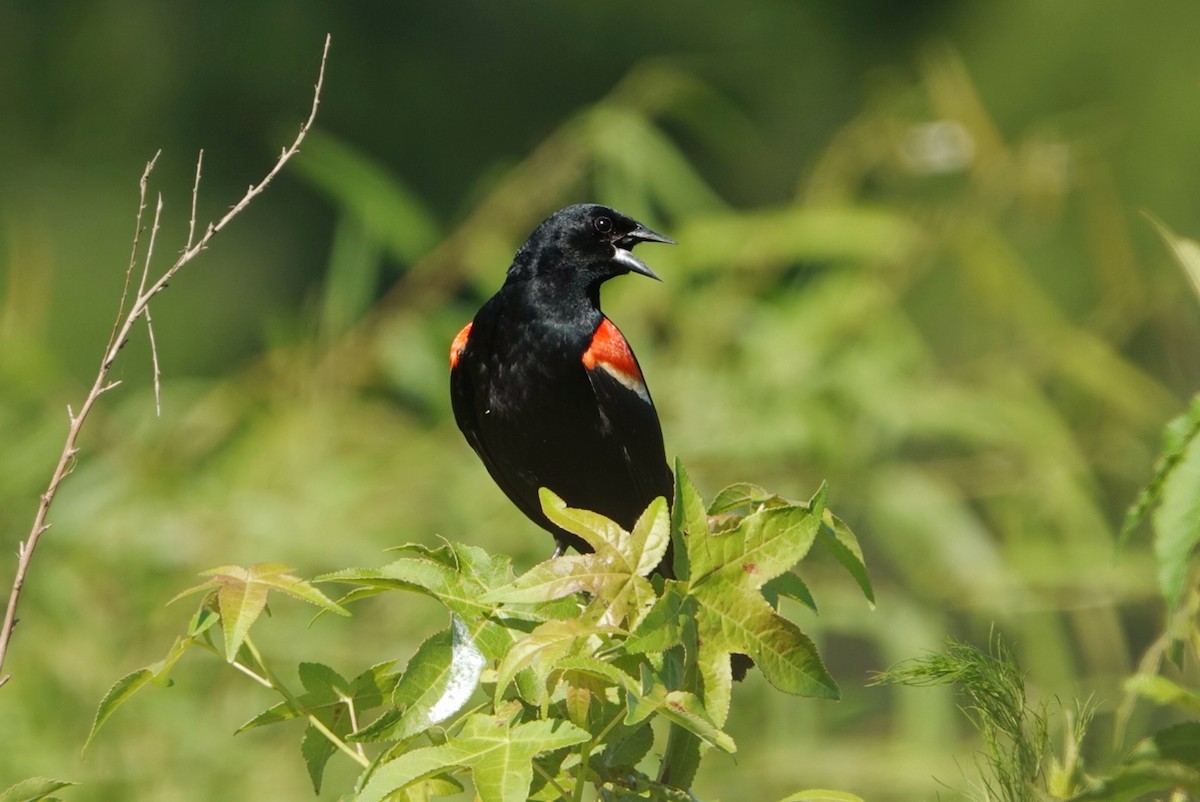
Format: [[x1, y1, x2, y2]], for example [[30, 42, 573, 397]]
[[3, 1, 1200, 799]]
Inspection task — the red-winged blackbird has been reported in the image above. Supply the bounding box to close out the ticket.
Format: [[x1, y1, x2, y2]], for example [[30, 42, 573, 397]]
[[449, 204, 675, 573]]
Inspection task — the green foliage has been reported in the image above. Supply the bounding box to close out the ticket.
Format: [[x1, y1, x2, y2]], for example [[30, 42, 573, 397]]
[[877, 630, 1200, 802], [9, 6, 1200, 799], [876, 637, 1056, 802], [0, 778, 76, 802], [85, 471, 869, 801]]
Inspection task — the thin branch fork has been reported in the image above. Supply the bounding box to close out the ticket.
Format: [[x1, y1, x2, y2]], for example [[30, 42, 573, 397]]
[[0, 34, 331, 689]]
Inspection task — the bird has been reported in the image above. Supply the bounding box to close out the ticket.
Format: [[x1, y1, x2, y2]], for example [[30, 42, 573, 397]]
[[449, 203, 676, 575]]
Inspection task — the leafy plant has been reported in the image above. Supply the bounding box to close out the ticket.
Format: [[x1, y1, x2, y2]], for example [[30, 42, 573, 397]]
[[86, 461, 872, 801]]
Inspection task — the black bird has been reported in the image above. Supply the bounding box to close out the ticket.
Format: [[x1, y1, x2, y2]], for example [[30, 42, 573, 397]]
[[449, 203, 675, 573]]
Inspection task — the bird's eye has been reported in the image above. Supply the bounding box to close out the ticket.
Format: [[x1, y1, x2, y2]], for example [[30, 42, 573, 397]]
[[593, 216, 613, 234]]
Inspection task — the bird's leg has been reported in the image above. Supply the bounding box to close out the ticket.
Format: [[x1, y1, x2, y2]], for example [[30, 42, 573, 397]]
[[551, 539, 568, 559]]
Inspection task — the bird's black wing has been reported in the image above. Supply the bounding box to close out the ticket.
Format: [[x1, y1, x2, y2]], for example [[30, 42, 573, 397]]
[[450, 315, 567, 539]]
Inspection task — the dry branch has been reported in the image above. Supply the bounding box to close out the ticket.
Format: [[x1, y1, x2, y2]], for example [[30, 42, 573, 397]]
[[0, 34, 332, 688]]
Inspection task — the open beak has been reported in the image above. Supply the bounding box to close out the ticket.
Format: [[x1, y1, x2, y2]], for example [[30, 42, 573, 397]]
[[612, 223, 675, 280]]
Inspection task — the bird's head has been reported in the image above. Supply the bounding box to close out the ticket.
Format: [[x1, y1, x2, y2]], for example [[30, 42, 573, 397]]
[[509, 204, 674, 288]]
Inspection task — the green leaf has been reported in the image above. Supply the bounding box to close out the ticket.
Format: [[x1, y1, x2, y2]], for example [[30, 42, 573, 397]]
[[0, 778, 76, 802], [818, 510, 875, 606], [689, 504, 820, 589], [240, 660, 399, 732], [762, 572, 817, 613], [354, 617, 485, 743], [1151, 423, 1200, 608], [485, 493, 666, 628], [1147, 214, 1200, 305], [625, 581, 690, 654], [625, 664, 735, 754], [354, 714, 588, 802], [186, 564, 349, 661], [492, 617, 619, 706], [551, 655, 640, 694], [253, 568, 350, 617], [776, 791, 866, 802], [703, 595, 837, 699], [672, 459, 708, 581], [1124, 674, 1200, 716], [1119, 395, 1200, 550], [301, 721, 340, 794], [85, 635, 196, 751], [707, 482, 771, 516], [601, 721, 655, 771]]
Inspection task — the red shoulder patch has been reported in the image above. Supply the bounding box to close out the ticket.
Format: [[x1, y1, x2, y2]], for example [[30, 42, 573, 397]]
[[583, 319, 649, 402], [449, 322, 472, 369]]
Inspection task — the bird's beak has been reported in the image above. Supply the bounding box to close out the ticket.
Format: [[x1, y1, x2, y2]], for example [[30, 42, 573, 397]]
[[613, 223, 675, 281]]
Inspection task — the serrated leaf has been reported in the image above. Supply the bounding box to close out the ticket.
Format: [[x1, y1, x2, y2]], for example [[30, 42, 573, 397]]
[[298, 661, 346, 696], [190, 564, 349, 661], [689, 504, 820, 589], [486, 494, 665, 628], [672, 459, 707, 581], [657, 689, 736, 753], [216, 574, 270, 661], [762, 572, 817, 613], [707, 482, 771, 516], [187, 607, 220, 638], [625, 581, 690, 654], [601, 722, 654, 770], [302, 719, 341, 793], [354, 618, 485, 743], [493, 618, 618, 706], [85, 634, 196, 751], [552, 656, 640, 694], [1120, 395, 1200, 550], [625, 666, 734, 754], [818, 510, 875, 606], [0, 778, 76, 802], [1151, 428, 1200, 608], [240, 661, 399, 732], [255, 570, 350, 617], [354, 714, 588, 802]]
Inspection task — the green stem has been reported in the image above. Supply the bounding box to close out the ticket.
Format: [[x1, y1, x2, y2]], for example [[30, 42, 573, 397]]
[[241, 634, 370, 769], [571, 710, 625, 802], [533, 760, 572, 802]]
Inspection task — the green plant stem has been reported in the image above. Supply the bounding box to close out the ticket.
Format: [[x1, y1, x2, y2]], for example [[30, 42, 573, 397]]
[[532, 760, 572, 802], [241, 634, 370, 769], [572, 710, 626, 802]]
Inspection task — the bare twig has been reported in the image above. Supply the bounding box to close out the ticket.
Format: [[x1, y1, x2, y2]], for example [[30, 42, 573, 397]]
[[187, 150, 204, 251], [108, 152, 161, 359], [0, 33, 332, 688], [141, 194, 165, 415]]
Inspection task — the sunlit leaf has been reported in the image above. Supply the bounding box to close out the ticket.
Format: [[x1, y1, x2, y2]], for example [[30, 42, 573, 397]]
[[0, 777, 76, 802], [493, 618, 618, 706], [818, 509, 875, 606], [354, 714, 588, 802], [1151, 423, 1200, 608], [85, 635, 196, 751], [353, 617, 485, 743], [1119, 396, 1200, 551]]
